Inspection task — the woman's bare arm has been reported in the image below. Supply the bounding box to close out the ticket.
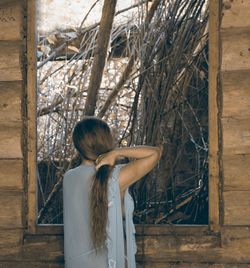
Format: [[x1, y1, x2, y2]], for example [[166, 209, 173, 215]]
[[95, 145, 163, 191]]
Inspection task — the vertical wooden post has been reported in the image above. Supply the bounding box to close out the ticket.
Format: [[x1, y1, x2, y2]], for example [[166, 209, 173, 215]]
[[208, 0, 221, 232], [27, 0, 37, 233]]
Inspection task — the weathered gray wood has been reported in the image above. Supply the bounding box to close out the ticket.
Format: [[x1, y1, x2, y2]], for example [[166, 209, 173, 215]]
[[222, 70, 250, 119], [222, 117, 250, 155], [0, 124, 22, 158], [222, 0, 250, 29], [221, 27, 250, 71], [0, 159, 23, 190], [224, 191, 250, 225], [223, 155, 250, 191], [0, 191, 23, 227], [0, 0, 24, 41], [0, 41, 22, 81], [0, 81, 22, 123]]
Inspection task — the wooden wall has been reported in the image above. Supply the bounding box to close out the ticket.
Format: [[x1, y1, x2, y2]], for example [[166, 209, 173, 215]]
[[0, 0, 249, 267]]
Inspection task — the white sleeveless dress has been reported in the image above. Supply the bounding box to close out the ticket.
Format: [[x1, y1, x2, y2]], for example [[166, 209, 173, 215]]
[[63, 163, 137, 268]]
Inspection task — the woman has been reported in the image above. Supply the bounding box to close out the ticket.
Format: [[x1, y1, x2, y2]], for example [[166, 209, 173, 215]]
[[63, 116, 162, 268]]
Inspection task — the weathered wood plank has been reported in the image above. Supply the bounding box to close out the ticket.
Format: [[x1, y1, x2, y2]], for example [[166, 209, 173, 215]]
[[221, 28, 250, 71], [222, 0, 250, 29], [0, 0, 24, 41], [0, 262, 64, 268], [27, 0, 37, 234], [223, 155, 250, 191], [0, 159, 23, 190], [208, 0, 221, 232], [137, 263, 250, 268], [0, 124, 22, 158], [0, 81, 22, 123], [0, 191, 23, 227], [22, 235, 64, 262], [135, 225, 209, 236], [222, 117, 250, 155], [222, 70, 250, 119], [0, 41, 22, 81], [0, 228, 22, 257], [224, 191, 250, 225]]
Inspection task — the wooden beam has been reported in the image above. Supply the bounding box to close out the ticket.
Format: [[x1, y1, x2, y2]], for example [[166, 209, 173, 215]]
[[208, 0, 221, 232], [26, 0, 37, 234]]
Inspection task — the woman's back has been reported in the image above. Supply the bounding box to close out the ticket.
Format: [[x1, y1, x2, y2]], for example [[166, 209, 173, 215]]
[[63, 163, 108, 268]]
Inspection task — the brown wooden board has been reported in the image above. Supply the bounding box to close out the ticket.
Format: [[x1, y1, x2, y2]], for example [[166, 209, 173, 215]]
[[0, 262, 64, 268], [222, 0, 250, 29], [223, 191, 250, 225], [137, 264, 250, 268], [0, 159, 23, 190], [22, 234, 64, 262], [0, 124, 22, 158], [222, 70, 250, 119], [0, 191, 23, 227], [221, 27, 250, 71], [223, 155, 250, 191], [222, 117, 250, 155], [0, 228, 23, 257], [0, 41, 22, 81], [0, 81, 22, 123], [0, 0, 24, 41]]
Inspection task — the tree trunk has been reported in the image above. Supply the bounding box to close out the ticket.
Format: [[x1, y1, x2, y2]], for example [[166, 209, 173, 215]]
[[84, 0, 117, 116]]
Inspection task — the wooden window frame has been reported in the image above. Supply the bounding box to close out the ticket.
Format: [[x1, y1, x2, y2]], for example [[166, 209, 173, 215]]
[[26, 0, 221, 235]]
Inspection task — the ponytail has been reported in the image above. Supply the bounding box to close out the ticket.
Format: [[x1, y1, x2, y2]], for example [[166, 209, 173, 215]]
[[90, 164, 113, 250]]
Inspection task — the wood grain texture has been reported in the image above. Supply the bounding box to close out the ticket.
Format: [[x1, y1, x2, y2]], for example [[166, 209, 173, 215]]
[[221, 27, 250, 71], [0, 191, 23, 227], [22, 235, 64, 262], [0, 124, 22, 158], [222, 0, 250, 29], [224, 191, 250, 225], [137, 264, 250, 268], [0, 228, 22, 257], [0, 262, 64, 268], [0, 81, 22, 123], [0, 41, 22, 81], [223, 155, 250, 191], [0, 159, 23, 190], [0, 0, 24, 41], [208, 0, 221, 232], [222, 70, 250, 119], [26, 0, 37, 234], [222, 117, 250, 155]]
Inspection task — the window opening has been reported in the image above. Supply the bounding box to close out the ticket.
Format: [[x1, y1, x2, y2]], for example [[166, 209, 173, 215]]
[[36, 0, 208, 225]]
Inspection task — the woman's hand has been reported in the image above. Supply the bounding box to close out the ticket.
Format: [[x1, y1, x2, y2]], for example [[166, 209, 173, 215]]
[[95, 150, 117, 170]]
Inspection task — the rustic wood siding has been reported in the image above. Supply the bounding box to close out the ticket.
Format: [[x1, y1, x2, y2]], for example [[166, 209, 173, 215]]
[[221, 0, 250, 226]]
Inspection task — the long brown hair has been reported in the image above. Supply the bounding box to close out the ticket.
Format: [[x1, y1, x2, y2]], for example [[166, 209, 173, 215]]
[[72, 116, 115, 250]]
